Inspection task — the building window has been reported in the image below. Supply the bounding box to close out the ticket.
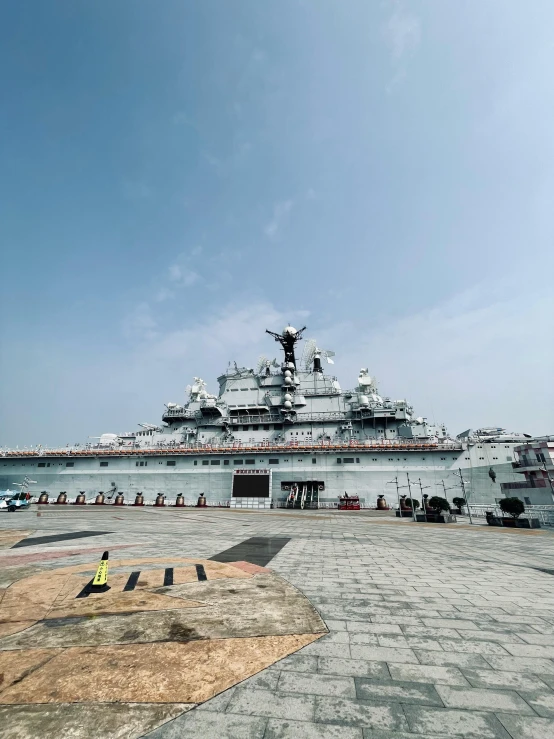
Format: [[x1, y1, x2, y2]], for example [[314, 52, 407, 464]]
[[224, 459, 229, 465], [312, 458, 317, 464], [194, 461, 198, 466], [66, 462, 74, 467], [38, 462, 46, 467], [337, 458, 342, 464], [234, 460, 243, 465], [356, 458, 360, 463], [167, 461, 176, 466], [210, 460, 220, 465], [243, 425, 249, 431], [100, 461, 108, 467], [202, 460, 209, 466], [263, 425, 270, 430], [343, 458, 354, 464], [252, 425, 259, 431], [245, 459, 255, 465], [140, 462, 144, 467], [269, 459, 279, 464]]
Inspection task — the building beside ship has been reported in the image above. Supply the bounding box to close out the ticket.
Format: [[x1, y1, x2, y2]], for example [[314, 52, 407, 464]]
[[500, 438, 554, 505], [0, 326, 542, 509]]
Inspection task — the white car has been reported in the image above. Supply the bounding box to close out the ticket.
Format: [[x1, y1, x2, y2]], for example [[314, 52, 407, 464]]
[[0, 491, 31, 512]]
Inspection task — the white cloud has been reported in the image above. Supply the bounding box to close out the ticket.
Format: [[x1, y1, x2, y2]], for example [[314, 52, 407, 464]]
[[382, 1, 421, 91], [121, 302, 158, 341], [264, 200, 293, 239], [168, 262, 201, 287]]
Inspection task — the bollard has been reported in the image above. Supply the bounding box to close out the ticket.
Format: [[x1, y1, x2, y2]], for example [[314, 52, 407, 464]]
[[175, 493, 185, 507], [133, 493, 144, 506], [197, 493, 207, 508], [38, 492, 49, 505], [75, 492, 86, 505], [95, 492, 105, 505], [56, 492, 68, 505], [154, 494, 165, 507], [114, 493, 124, 506]]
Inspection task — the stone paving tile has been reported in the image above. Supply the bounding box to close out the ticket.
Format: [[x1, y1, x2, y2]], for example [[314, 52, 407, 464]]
[[300, 642, 352, 658], [349, 645, 419, 663], [355, 678, 443, 706], [197, 687, 236, 712], [413, 649, 490, 668], [268, 654, 319, 673], [346, 622, 403, 634], [420, 618, 478, 629], [434, 684, 534, 714], [265, 719, 363, 738], [518, 632, 554, 646], [378, 635, 444, 651], [278, 672, 356, 698], [388, 664, 470, 686], [143, 710, 268, 738], [496, 713, 554, 739], [504, 643, 554, 658], [314, 697, 407, 731], [349, 633, 380, 645], [318, 658, 390, 679], [517, 690, 554, 718], [484, 655, 554, 674], [402, 705, 511, 739], [454, 629, 526, 644], [226, 688, 315, 721], [461, 668, 550, 691], [435, 639, 509, 655]]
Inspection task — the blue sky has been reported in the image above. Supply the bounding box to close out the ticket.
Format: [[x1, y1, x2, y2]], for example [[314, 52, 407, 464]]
[[1, 0, 553, 447]]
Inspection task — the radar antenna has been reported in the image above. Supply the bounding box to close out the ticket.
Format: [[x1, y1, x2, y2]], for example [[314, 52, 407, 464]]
[[303, 339, 335, 373], [256, 355, 279, 375], [265, 325, 306, 368]]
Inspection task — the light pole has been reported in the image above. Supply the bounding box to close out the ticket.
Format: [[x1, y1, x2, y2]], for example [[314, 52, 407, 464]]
[[406, 472, 416, 522], [417, 478, 431, 522], [454, 468, 473, 524]]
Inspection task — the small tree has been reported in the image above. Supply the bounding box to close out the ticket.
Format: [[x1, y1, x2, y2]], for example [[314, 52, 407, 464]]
[[499, 497, 525, 519], [404, 498, 420, 509], [428, 496, 450, 513], [452, 496, 465, 510]]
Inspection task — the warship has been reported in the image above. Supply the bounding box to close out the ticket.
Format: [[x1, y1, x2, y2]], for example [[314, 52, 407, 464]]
[[0, 326, 534, 508]]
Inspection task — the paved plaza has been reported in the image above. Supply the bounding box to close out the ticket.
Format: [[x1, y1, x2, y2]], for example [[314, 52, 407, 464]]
[[2, 507, 554, 738]]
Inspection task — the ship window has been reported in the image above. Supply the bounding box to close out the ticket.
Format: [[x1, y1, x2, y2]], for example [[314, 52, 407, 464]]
[[47, 463, 50, 467], [337, 458, 342, 464], [312, 458, 316, 464], [264, 425, 270, 430], [344, 458, 354, 463], [269, 459, 279, 464], [234, 460, 243, 465], [356, 458, 360, 463], [274, 424, 283, 430], [252, 425, 259, 430], [167, 461, 176, 466], [140, 462, 144, 467], [194, 461, 197, 466], [38, 463, 46, 467], [505, 445, 510, 448], [441, 458, 445, 460], [245, 459, 255, 465], [66, 462, 74, 467], [224, 460, 229, 465], [231, 388, 239, 391], [100, 462, 108, 467], [240, 388, 248, 391], [243, 426, 249, 431], [465, 457, 470, 460], [210, 460, 220, 465], [202, 460, 209, 466]]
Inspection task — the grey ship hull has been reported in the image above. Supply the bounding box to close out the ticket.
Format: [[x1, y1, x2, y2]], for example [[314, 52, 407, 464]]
[[0, 443, 521, 508]]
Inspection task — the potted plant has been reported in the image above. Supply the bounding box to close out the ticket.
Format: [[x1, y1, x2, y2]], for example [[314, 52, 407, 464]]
[[452, 496, 465, 515], [416, 496, 456, 523], [396, 495, 416, 517], [499, 497, 541, 528]]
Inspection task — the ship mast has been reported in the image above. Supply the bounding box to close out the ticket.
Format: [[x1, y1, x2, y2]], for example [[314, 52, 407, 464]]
[[266, 325, 306, 368]]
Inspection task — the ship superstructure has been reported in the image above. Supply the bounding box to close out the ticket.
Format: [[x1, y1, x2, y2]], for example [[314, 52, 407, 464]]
[[0, 326, 535, 508]]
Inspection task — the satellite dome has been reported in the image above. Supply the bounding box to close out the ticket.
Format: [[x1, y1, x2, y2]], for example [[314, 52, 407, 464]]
[[282, 325, 297, 337], [283, 400, 292, 410]]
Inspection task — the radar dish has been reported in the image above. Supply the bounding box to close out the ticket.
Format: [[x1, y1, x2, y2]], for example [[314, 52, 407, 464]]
[[303, 339, 336, 370]]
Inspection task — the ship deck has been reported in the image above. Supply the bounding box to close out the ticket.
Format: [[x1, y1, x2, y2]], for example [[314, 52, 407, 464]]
[[1, 507, 554, 738]]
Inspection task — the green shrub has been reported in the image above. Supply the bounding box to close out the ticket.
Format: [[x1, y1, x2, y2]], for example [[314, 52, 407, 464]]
[[404, 497, 420, 509], [428, 496, 450, 513], [452, 497, 465, 509], [499, 497, 525, 519]]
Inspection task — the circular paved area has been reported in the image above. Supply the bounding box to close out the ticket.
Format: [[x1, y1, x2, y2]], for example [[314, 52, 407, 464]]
[[1, 509, 554, 739]]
